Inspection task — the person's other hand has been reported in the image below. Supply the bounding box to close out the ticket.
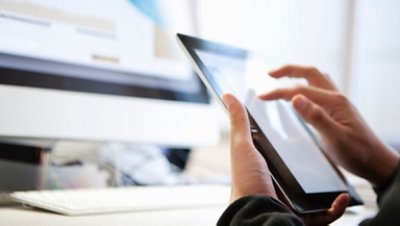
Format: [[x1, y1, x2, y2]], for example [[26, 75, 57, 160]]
[[223, 93, 349, 225], [259, 65, 400, 188]]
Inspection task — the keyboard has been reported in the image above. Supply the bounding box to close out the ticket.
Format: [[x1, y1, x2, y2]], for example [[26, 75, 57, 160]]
[[10, 185, 230, 216]]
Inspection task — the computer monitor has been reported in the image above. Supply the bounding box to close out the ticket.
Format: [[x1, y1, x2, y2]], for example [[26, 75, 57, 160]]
[[0, 0, 219, 147]]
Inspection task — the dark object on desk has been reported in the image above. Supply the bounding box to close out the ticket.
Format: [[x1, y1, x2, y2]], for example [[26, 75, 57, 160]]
[[0, 142, 47, 192], [163, 148, 190, 170], [0, 142, 44, 164]]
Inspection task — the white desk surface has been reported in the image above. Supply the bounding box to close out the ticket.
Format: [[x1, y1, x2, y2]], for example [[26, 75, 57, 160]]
[[0, 204, 227, 226]]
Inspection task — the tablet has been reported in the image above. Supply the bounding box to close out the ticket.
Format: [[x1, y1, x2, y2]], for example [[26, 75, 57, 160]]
[[177, 33, 363, 213]]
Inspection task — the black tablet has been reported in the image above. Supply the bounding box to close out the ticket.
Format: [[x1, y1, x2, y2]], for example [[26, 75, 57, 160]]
[[177, 33, 363, 213]]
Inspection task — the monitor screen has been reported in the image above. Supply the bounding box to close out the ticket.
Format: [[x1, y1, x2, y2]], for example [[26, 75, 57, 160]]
[[0, 0, 207, 103], [0, 0, 218, 146]]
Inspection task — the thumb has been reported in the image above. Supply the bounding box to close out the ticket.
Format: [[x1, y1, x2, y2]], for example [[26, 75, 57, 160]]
[[291, 94, 337, 137], [222, 94, 252, 145]]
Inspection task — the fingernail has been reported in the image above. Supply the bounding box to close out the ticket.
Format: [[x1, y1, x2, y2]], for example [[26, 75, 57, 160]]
[[293, 96, 308, 112], [268, 69, 277, 74]]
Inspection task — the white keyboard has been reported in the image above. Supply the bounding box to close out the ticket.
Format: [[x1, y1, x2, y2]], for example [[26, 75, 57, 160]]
[[10, 185, 230, 216]]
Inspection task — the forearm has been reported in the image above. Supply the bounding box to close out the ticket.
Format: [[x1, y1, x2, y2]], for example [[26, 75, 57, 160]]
[[217, 195, 303, 226]]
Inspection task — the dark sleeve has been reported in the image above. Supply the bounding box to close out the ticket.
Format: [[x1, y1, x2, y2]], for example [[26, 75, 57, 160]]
[[360, 164, 400, 226], [217, 195, 303, 226]]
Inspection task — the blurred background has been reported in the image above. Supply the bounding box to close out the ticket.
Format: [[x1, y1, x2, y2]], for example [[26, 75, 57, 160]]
[[194, 0, 400, 147]]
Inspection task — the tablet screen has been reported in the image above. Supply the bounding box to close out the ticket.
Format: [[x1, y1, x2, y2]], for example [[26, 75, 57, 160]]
[[195, 49, 347, 193]]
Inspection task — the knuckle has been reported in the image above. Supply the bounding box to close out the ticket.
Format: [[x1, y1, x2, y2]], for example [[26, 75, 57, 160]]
[[274, 87, 284, 93], [308, 106, 324, 122], [309, 66, 320, 74], [334, 93, 349, 105], [233, 136, 253, 149], [285, 64, 295, 71], [230, 112, 243, 125], [305, 66, 326, 81], [306, 66, 321, 76], [292, 85, 307, 94], [322, 72, 331, 79], [229, 114, 242, 126], [272, 88, 289, 98]]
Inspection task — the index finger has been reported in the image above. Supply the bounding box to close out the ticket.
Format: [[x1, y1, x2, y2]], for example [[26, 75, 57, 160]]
[[259, 85, 340, 109], [269, 65, 337, 91]]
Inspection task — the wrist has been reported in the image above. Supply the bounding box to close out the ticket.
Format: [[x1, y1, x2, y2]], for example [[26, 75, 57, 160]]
[[230, 183, 277, 203], [373, 161, 399, 197], [369, 145, 400, 188]]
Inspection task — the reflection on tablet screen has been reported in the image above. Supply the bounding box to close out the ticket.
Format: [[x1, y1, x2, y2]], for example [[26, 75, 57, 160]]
[[246, 91, 347, 193], [196, 49, 347, 194]]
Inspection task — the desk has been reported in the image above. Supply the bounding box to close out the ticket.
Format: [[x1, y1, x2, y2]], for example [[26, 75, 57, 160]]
[[0, 205, 226, 226]]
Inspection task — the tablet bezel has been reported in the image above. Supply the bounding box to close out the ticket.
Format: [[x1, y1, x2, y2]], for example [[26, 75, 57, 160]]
[[177, 33, 363, 213]]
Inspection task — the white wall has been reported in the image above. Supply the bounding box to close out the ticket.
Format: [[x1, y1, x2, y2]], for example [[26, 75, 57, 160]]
[[196, 0, 350, 89], [350, 0, 400, 143]]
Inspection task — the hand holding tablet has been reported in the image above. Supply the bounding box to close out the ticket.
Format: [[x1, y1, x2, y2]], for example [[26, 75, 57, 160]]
[[222, 93, 350, 225]]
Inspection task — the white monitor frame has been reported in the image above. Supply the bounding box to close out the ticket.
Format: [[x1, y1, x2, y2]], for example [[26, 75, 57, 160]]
[[0, 84, 219, 147]]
